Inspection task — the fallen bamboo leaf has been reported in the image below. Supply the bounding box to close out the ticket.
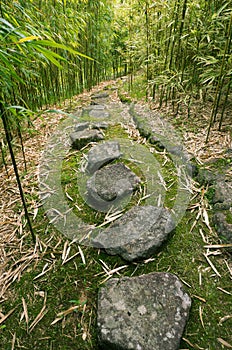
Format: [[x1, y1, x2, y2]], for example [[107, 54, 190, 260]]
[[62, 245, 71, 264], [33, 263, 53, 280], [157, 171, 167, 190], [62, 241, 69, 261], [224, 260, 232, 277], [65, 192, 73, 201], [204, 244, 232, 248], [62, 251, 80, 265], [217, 338, 232, 348], [107, 265, 128, 276], [11, 332, 16, 350], [0, 307, 17, 325], [29, 309, 48, 333], [57, 305, 79, 318], [190, 209, 201, 232], [82, 332, 87, 341], [29, 294, 47, 333], [199, 228, 208, 243], [192, 294, 206, 303], [203, 253, 221, 277], [99, 259, 111, 275], [217, 287, 232, 295], [182, 337, 204, 349], [202, 208, 212, 231], [21, 297, 29, 330], [50, 317, 63, 325], [78, 246, 86, 265], [199, 305, 205, 329], [219, 315, 232, 325], [33, 207, 38, 220]]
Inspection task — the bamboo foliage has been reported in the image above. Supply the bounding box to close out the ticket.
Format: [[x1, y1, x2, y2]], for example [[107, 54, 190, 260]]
[[116, 0, 231, 135], [0, 0, 116, 240]]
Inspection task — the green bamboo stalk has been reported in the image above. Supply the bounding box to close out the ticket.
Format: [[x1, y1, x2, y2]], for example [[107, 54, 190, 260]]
[[0, 139, 9, 177], [206, 11, 232, 142], [218, 77, 231, 130], [0, 104, 35, 243]]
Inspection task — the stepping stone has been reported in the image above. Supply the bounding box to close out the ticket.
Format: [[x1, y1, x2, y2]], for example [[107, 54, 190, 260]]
[[86, 162, 140, 211], [212, 180, 232, 209], [97, 272, 191, 350], [91, 122, 109, 129], [82, 104, 110, 119], [70, 129, 104, 150], [93, 205, 175, 261], [91, 92, 109, 100], [74, 122, 90, 132], [74, 122, 109, 132], [86, 141, 122, 174], [213, 212, 232, 245]]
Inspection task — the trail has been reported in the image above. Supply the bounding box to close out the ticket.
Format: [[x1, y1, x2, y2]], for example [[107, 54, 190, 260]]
[[0, 78, 231, 350]]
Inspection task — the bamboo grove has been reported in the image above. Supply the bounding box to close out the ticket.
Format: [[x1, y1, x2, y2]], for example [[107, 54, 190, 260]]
[[0, 0, 118, 240], [0, 0, 231, 239], [116, 0, 232, 138]]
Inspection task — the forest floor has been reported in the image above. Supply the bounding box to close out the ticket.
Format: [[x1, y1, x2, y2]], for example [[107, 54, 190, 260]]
[[0, 76, 231, 350]]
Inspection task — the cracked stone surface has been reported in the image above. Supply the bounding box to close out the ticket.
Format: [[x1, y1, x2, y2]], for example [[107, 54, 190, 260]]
[[86, 162, 140, 211], [74, 121, 108, 132], [86, 141, 122, 174], [82, 104, 110, 119], [212, 180, 232, 244], [93, 205, 175, 261], [91, 92, 109, 100], [213, 211, 232, 244], [212, 180, 232, 209], [97, 272, 191, 350], [70, 129, 104, 149]]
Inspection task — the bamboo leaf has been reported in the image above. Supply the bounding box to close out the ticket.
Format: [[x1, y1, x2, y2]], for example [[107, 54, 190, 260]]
[[17, 36, 40, 44], [33, 40, 94, 60]]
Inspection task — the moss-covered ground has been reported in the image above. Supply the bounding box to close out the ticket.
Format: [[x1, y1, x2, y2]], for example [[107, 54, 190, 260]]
[[0, 79, 231, 350]]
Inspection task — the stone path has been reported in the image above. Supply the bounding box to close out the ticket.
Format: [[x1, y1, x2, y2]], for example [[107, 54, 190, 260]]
[[97, 272, 191, 350], [68, 90, 194, 349], [197, 164, 232, 247], [39, 84, 231, 349]]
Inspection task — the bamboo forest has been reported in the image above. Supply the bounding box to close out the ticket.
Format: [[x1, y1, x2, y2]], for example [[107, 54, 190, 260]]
[[0, 0, 231, 349]]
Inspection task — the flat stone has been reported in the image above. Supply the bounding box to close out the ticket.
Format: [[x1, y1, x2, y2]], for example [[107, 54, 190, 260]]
[[212, 180, 232, 208], [74, 122, 90, 132], [213, 212, 232, 245], [86, 162, 140, 211], [91, 122, 109, 129], [97, 272, 191, 350], [74, 122, 109, 132], [91, 92, 109, 99], [196, 168, 221, 186], [82, 105, 110, 119], [93, 205, 175, 261], [70, 129, 104, 150], [86, 141, 122, 174]]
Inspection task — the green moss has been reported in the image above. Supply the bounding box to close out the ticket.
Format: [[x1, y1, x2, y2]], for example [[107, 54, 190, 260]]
[[226, 210, 232, 224], [1, 202, 231, 350], [1, 90, 231, 350], [206, 186, 216, 203]]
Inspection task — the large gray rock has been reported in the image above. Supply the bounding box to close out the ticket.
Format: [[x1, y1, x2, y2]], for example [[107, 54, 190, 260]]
[[212, 180, 232, 209], [93, 205, 175, 261], [82, 104, 110, 119], [213, 212, 232, 244], [97, 272, 191, 350], [86, 141, 122, 174], [70, 129, 104, 149], [86, 162, 140, 211], [74, 122, 90, 132], [74, 122, 108, 132], [91, 92, 109, 100]]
